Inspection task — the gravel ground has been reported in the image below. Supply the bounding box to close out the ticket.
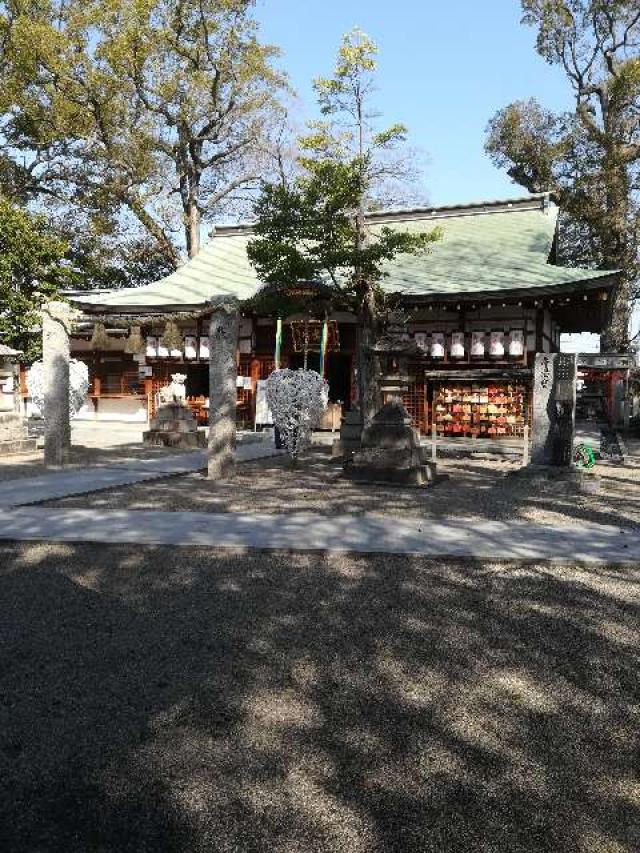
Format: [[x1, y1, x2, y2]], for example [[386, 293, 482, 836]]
[[0, 443, 195, 482], [43, 446, 640, 529], [0, 543, 638, 852]]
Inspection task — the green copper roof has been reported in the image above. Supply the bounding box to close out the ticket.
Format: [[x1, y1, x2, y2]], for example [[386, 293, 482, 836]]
[[77, 197, 617, 310]]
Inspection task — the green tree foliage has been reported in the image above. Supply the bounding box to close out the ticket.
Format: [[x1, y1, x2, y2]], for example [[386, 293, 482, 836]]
[[0, 196, 70, 361], [248, 29, 440, 421], [0, 0, 285, 266], [485, 1, 640, 351]]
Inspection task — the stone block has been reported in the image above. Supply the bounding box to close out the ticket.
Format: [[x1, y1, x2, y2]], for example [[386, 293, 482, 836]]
[[143, 429, 206, 448], [145, 402, 205, 448], [0, 437, 38, 455]]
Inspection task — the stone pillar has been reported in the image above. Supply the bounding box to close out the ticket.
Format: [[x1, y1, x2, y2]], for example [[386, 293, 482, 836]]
[[208, 298, 239, 479], [531, 352, 577, 467], [42, 301, 72, 467]]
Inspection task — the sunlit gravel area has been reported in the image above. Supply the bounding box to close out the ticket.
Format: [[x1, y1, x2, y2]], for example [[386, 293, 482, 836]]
[[42, 446, 640, 529], [1, 542, 638, 853]]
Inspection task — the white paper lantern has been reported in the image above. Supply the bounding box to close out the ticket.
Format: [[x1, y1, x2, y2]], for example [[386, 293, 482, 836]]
[[184, 336, 197, 359], [430, 333, 445, 359], [508, 329, 524, 358], [199, 336, 210, 359], [157, 340, 169, 358], [450, 332, 465, 359], [471, 331, 485, 358], [489, 331, 505, 358], [146, 336, 158, 358], [414, 332, 427, 351]]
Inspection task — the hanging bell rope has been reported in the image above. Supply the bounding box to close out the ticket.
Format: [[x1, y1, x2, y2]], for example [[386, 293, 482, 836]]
[[160, 319, 183, 352], [124, 325, 145, 355], [90, 322, 110, 350]]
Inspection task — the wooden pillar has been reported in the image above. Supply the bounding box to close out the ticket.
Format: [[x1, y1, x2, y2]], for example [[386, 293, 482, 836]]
[[42, 301, 73, 467], [208, 298, 239, 479]]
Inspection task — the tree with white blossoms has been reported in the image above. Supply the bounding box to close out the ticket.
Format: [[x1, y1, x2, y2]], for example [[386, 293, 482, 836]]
[[27, 359, 89, 420], [266, 369, 328, 461]]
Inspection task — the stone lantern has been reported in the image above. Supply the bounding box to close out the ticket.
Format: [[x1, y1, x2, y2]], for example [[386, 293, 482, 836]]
[[370, 309, 420, 403], [0, 344, 36, 454], [342, 310, 436, 486]]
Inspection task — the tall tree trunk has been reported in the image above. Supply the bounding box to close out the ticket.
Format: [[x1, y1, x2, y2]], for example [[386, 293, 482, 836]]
[[185, 202, 201, 259], [601, 275, 632, 353], [357, 283, 379, 425], [600, 145, 632, 352], [354, 85, 379, 424]]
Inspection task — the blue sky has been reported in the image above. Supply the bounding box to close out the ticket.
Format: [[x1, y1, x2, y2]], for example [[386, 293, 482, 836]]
[[255, 0, 638, 345], [255, 0, 572, 206]]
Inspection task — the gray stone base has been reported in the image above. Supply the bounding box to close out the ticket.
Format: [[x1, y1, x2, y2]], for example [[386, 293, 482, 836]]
[[143, 430, 206, 449], [344, 459, 437, 487], [144, 402, 206, 450], [0, 412, 37, 455], [0, 437, 38, 455]]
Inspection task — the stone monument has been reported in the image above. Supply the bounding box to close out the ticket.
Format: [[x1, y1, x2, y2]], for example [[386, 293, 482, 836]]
[[208, 298, 239, 479], [343, 401, 436, 486], [42, 301, 73, 467], [531, 353, 577, 467], [144, 374, 206, 449], [0, 344, 37, 455]]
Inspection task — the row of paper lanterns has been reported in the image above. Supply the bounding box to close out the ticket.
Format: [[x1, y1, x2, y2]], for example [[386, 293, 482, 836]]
[[145, 335, 209, 360], [413, 330, 525, 359], [144, 330, 525, 361]]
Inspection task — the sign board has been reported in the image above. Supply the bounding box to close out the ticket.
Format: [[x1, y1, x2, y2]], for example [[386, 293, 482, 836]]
[[578, 354, 633, 370], [255, 379, 273, 425]]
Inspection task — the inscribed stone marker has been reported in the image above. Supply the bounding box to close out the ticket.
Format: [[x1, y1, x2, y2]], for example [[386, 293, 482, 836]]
[[531, 352, 577, 467]]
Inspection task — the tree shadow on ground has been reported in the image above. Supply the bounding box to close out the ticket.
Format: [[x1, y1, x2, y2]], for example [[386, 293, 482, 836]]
[[45, 446, 640, 531], [0, 543, 638, 852]]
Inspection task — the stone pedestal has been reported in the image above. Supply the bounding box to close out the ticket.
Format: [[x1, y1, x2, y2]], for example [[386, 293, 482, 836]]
[[0, 412, 37, 455], [143, 403, 206, 448], [332, 407, 363, 459], [531, 353, 577, 467], [343, 401, 436, 487], [208, 299, 239, 479], [42, 301, 72, 468]]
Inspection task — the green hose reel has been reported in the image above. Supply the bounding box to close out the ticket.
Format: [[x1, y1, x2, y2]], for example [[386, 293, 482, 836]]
[[574, 443, 596, 470]]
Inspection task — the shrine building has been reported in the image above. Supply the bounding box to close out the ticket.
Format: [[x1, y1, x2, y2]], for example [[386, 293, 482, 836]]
[[45, 193, 619, 439]]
